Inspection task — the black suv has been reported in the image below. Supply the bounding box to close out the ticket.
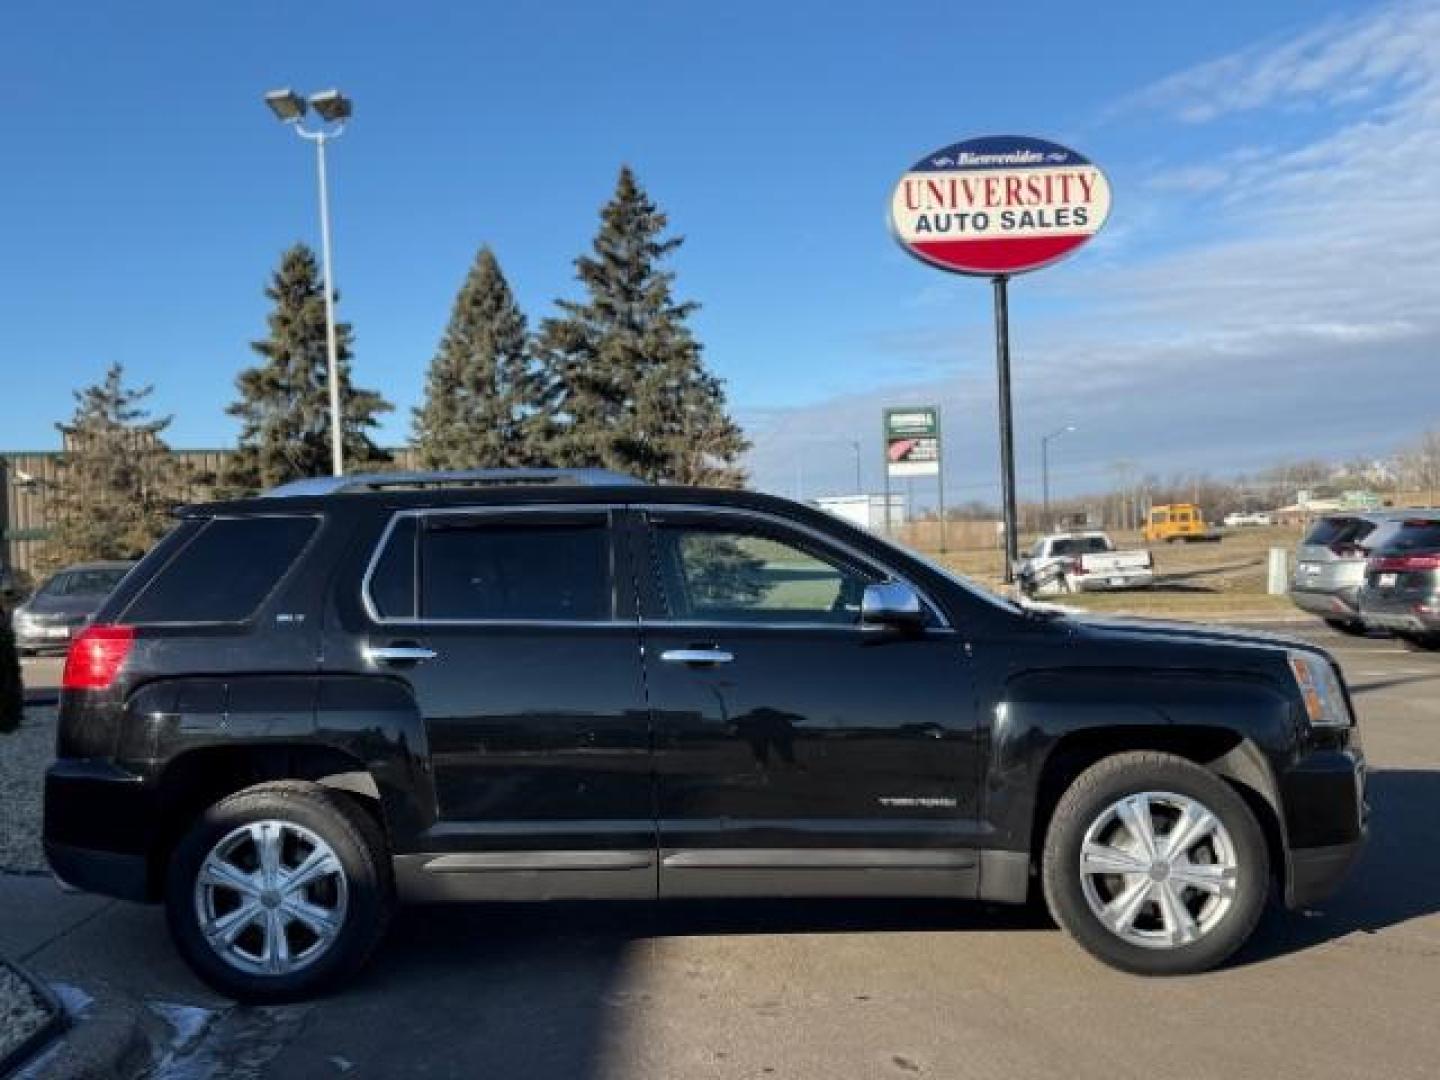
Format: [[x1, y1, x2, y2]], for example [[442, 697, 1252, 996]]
[[45, 470, 1367, 1000]]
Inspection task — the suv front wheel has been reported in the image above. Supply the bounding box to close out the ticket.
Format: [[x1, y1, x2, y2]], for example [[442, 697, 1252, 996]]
[[1042, 752, 1269, 976], [165, 782, 394, 1002]]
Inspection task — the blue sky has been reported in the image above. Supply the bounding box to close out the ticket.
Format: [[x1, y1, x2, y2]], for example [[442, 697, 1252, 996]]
[[1, 0, 1432, 502]]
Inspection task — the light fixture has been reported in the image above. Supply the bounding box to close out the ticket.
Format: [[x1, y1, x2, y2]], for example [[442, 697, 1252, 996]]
[[263, 88, 308, 122], [308, 89, 353, 124]]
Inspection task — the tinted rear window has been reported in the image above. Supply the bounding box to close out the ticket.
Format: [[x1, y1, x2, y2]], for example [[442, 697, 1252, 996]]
[[1052, 536, 1112, 557], [1303, 516, 1376, 547], [1381, 520, 1440, 553], [123, 516, 318, 624]]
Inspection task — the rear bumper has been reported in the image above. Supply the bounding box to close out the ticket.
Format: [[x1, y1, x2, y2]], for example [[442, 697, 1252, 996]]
[[45, 840, 149, 902], [1288, 586, 1359, 619], [43, 759, 157, 901], [1358, 596, 1440, 635], [1073, 572, 1153, 593]]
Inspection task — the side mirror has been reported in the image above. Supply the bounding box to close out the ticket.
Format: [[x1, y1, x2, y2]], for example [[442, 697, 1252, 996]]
[[861, 580, 926, 630]]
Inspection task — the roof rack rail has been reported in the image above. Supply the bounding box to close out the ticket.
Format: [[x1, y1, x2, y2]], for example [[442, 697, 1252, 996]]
[[263, 468, 645, 498]]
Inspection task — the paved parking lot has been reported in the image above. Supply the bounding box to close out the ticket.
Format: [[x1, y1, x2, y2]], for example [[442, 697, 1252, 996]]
[[10, 624, 1440, 1079]]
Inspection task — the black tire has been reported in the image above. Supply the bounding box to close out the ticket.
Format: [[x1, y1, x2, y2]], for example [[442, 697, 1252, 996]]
[[165, 781, 394, 1003], [1042, 751, 1269, 976], [1398, 633, 1440, 652], [1323, 618, 1368, 637]]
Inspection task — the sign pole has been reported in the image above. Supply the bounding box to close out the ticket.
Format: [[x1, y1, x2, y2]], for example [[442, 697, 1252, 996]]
[[992, 274, 1019, 583], [936, 406, 947, 553], [881, 413, 892, 537]]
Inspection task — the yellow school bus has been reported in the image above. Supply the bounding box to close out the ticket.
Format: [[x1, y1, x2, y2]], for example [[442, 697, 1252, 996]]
[[1142, 503, 1221, 544]]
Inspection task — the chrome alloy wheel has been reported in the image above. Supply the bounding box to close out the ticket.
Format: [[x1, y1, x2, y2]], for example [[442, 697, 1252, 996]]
[[1078, 791, 1238, 950], [194, 820, 349, 976]]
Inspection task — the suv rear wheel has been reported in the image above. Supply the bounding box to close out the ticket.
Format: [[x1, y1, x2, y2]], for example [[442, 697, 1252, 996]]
[[1042, 752, 1269, 976], [165, 782, 394, 1002]]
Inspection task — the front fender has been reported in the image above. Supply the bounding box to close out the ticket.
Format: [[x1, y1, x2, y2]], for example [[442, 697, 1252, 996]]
[[985, 666, 1293, 852]]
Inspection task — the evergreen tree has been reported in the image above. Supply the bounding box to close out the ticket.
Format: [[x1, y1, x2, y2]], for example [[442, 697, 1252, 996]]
[[226, 245, 391, 492], [413, 247, 546, 469], [534, 166, 748, 485], [0, 609, 20, 734], [42, 364, 184, 571]]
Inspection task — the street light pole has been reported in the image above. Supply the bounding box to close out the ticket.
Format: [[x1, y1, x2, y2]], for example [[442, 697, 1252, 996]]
[[850, 440, 862, 495], [264, 88, 353, 478], [312, 131, 344, 477], [1041, 424, 1076, 531]]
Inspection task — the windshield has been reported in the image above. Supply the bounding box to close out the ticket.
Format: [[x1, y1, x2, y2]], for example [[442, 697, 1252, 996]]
[[39, 567, 129, 598]]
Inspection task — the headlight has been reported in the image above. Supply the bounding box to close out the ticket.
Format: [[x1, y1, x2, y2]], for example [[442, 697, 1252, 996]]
[[1288, 651, 1351, 728]]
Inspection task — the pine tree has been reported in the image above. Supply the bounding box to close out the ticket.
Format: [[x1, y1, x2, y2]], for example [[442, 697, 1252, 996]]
[[226, 245, 392, 492], [534, 166, 748, 485], [0, 610, 20, 734], [42, 364, 185, 571], [413, 247, 546, 469]]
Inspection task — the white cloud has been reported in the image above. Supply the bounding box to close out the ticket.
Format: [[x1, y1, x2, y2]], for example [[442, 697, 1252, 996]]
[[745, 1, 1440, 501], [1115, 1, 1439, 124]]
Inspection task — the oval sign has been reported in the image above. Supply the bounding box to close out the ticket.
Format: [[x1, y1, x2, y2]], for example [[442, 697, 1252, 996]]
[[889, 135, 1111, 276]]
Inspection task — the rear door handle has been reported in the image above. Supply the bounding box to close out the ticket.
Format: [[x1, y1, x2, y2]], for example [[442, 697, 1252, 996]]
[[659, 648, 734, 665], [364, 645, 439, 665]]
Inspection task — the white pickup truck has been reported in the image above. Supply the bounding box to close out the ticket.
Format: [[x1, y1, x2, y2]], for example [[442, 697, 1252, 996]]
[[1017, 531, 1155, 596]]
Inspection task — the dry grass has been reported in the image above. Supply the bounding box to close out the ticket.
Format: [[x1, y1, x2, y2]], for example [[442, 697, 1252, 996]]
[[911, 525, 1306, 621]]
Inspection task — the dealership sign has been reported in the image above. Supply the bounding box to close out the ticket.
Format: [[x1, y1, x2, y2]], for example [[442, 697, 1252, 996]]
[[889, 135, 1111, 276], [884, 407, 940, 478]]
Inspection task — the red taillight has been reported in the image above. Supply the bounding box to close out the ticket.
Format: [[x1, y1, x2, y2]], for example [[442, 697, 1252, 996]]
[[1369, 554, 1440, 572], [1070, 558, 1088, 576], [62, 625, 135, 691]]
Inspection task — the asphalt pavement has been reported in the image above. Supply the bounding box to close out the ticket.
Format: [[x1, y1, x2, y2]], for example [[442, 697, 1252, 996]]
[[9, 624, 1440, 1079]]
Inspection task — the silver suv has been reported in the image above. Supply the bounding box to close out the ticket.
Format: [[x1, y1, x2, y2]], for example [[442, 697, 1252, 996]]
[[1289, 512, 1404, 634]]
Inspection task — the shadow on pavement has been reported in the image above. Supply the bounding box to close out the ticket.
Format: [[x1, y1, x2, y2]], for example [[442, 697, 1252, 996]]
[[1239, 768, 1440, 965], [237, 776, 1436, 1076], [262, 895, 1049, 1079]]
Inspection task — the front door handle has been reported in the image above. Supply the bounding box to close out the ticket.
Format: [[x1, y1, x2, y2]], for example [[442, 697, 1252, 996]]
[[659, 648, 734, 665], [364, 645, 439, 665]]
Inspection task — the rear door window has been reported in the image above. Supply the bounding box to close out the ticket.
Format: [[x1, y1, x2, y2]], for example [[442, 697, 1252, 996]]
[[418, 515, 612, 622], [123, 516, 318, 624]]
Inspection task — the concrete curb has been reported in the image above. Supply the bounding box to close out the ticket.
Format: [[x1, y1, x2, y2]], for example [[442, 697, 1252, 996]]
[[12, 984, 152, 1080], [0, 957, 66, 1078]]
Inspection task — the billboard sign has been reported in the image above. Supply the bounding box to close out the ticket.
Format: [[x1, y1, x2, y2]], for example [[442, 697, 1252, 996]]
[[889, 135, 1111, 276], [885, 407, 940, 477]]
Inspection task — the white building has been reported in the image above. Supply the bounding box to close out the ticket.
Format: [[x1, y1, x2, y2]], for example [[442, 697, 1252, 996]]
[[813, 493, 907, 532]]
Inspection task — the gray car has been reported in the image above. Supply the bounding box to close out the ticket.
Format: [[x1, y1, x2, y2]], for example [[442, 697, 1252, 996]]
[[11, 561, 136, 654], [1288, 511, 1405, 634], [1357, 513, 1440, 650]]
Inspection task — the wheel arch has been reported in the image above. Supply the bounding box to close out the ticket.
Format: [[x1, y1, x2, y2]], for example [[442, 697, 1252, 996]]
[[1025, 726, 1287, 897], [146, 742, 398, 901], [983, 667, 1295, 904]]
